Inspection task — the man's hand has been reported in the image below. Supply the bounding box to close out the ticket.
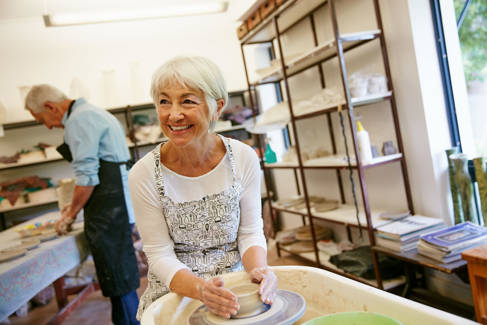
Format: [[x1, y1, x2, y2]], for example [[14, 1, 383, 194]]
[[197, 277, 239, 319], [249, 266, 277, 305], [55, 205, 75, 235]]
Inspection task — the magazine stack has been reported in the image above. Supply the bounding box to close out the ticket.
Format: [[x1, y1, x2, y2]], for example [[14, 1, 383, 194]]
[[418, 222, 487, 264], [375, 214, 445, 253]]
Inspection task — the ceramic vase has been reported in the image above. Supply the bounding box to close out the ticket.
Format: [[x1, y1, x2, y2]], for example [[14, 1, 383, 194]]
[[474, 157, 487, 225], [382, 141, 397, 156], [450, 153, 478, 224], [446, 148, 463, 224]]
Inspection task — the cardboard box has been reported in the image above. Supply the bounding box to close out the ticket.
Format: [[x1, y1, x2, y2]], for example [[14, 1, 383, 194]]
[[247, 10, 262, 30], [260, 0, 276, 19], [236, 22, 249, 40]]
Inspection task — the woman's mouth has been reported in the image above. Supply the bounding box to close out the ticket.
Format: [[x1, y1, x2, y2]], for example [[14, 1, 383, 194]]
[[169, 125, 193, 132]]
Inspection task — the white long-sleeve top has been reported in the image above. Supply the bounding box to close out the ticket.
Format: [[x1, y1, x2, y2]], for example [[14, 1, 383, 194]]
[[128, 138, 266, 288]]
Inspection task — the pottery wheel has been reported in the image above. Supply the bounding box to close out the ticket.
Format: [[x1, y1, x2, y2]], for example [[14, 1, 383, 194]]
[[188, 290, 305, 325]]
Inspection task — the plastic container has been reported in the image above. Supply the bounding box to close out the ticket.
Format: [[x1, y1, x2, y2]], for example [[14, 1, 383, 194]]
[[303, 311, 403, 325], [264, 143, 277, 163], [356, 121, 373, 164]]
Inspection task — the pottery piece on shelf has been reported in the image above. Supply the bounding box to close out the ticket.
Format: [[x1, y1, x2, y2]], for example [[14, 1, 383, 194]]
[[367, 73, 388, 94], [287, 240, 315, 253], [381, 141, 397, 156], [371, 145, 379, 158]]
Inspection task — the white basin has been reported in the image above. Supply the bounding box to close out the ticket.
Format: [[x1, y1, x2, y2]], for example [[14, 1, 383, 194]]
[[141, 266, 477, 325]]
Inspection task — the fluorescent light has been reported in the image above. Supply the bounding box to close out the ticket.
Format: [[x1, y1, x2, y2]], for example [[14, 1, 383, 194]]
[[43, 1, 228, 27]]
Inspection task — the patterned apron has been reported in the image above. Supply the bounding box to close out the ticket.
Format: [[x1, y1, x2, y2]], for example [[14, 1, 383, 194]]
[[137, 136, 244, 319]]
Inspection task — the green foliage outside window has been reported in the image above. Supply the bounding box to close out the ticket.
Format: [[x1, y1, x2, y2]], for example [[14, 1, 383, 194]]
[[454, 0, 487, 84]]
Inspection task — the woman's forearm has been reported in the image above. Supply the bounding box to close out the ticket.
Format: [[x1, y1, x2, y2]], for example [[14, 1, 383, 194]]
[[168, 269, 206, 300], [241, 245, 268, 272]]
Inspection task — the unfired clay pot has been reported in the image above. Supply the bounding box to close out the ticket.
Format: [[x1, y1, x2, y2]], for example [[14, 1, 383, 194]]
[[230, 283, 265, 317]]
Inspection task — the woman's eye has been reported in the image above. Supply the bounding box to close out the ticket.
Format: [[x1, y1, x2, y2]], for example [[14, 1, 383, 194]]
[[183, 99, 196, 104], [159, 99, 169, 105]]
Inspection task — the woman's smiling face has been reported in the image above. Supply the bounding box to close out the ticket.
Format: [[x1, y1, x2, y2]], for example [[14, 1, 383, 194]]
[[157, 82, 212, 147]]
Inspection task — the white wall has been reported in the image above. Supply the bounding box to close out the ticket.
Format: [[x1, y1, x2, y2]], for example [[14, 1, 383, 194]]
[[0, 2, 249, 123]]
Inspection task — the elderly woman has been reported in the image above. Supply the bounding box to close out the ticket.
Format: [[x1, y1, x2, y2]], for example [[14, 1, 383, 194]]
[[128, 56, 277, 320]]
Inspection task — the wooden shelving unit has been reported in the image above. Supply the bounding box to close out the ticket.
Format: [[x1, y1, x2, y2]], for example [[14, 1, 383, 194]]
[[239, 0, 414, 290]]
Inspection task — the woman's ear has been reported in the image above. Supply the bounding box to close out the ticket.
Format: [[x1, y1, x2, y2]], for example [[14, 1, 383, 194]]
[[216, 99, 225, 116]]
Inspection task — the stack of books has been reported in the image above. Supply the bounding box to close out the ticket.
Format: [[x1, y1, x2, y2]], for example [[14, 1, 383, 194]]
[[418, 222, 487, 264], [375, 214, 445, 253]]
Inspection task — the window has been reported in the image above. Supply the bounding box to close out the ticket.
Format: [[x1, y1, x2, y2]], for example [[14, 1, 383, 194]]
[[435, 0, 487, 156], [454, 0, 487, 156]]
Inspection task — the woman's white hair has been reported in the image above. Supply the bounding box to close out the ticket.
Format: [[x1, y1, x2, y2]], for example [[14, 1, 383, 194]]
[[150, 56, 228, 132], [25, 84, 68, 114]]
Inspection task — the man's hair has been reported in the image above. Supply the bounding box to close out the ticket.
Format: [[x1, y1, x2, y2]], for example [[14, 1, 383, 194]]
[[25, 84, 68, 113]]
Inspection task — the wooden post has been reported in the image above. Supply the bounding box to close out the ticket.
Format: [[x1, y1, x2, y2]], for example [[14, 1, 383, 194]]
[[462, 243, 487, 324]]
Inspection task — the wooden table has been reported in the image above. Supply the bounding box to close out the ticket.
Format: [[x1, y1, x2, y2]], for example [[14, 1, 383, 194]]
[[462, 243, 487, 324]]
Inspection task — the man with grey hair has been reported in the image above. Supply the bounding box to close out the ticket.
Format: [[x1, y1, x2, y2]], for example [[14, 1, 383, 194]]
[[25, 84, 140, 325]]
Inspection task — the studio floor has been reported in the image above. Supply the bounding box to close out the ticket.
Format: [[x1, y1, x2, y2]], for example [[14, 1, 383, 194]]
[[7, 241, 315, 325]]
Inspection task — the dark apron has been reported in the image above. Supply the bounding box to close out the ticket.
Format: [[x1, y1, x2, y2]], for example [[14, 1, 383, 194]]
[[83, 159, 140, 297], [56, 103, 139, 297]]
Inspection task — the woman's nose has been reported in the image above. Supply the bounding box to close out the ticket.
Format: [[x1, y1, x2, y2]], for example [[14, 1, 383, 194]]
[[168, 105, 183, 121]]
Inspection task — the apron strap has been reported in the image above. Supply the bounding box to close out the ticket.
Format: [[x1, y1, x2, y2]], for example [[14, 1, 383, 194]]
[[217, 135, 238, 184]]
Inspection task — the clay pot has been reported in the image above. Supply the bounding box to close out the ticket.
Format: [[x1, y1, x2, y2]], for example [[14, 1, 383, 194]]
[[231, 283, 265, 317]]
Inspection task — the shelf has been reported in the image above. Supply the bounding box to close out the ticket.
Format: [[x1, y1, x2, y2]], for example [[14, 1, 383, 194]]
[[265, 153, 402, 170], [278, 245, 406, 290], [251, 30, 381, 85], [372, 246, 466, 274], [292, 91, 391, 120], [108, 103, 155, 114], [240, 0, 412, 294], [0, 197, 58, 213], [0, 156, 66, 171], [3, 90, 246, 131], [272, 203, 392, 228], [351, 91, 392, 106], [241, 0, 327, 44]]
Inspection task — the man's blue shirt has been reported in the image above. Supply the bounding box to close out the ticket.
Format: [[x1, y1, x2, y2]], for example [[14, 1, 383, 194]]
[[62, 98, 135, 223]]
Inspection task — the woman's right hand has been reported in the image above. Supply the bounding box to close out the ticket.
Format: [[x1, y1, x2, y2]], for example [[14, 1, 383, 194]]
[[198, 277, 239, 318]]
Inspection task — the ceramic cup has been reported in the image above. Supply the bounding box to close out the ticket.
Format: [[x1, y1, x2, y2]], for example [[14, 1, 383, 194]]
[[349, 77, 368, 98], [367, 73, 387, 94], [231, 283, 266, 317]]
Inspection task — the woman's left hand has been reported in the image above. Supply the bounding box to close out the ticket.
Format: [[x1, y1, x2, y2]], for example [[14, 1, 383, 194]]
[[249, 266, 277, 305]]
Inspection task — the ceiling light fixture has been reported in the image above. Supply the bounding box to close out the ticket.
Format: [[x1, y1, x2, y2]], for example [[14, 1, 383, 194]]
[[43, 1, 228, 27]]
